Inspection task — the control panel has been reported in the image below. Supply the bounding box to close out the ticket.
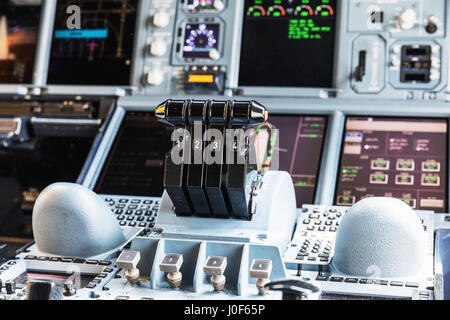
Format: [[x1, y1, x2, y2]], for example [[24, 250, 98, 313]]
[[131, 0, 449, 100], [1, 0, 450, 303]]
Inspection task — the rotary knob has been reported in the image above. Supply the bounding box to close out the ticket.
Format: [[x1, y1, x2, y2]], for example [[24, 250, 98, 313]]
[[209, 49, 221, 60], [214, 0, 225, 11], [150, 40, 167, 57], [153, 10, 170, 28], [146, 69, 164, 86], [397, 9, 417, 30]]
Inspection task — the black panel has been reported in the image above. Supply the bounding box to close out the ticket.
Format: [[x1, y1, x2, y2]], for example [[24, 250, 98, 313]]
[[249, 115, 327, 207], [239, 0, 337, 88], [335, 117, 448, 213], [47, 0, 137, 85], [95, 111, 173, 197]]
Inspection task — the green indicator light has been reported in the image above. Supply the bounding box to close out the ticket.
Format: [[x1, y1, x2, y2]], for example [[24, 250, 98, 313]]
[[295, 181, 307, 186], [310, 123, 320, 127], [403, 200, 411, 204], [321, 12, 329, 16], [343, 197, 350, 202], [351, 169, 358, 173], [308, 134, 318, 138]]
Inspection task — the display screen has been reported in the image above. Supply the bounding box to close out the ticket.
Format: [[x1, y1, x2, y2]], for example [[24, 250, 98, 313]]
[[239, 0, 336, 88], [94, 112, 173, 197], [0, 1, 41, 84], [47, 0, 137, 86], [249, 115, 327, 207], [335, 117, 448, 212], [183, 23, 220, 59]]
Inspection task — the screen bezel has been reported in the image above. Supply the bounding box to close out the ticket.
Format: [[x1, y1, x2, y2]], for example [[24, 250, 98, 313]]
[[235, 0, 340, 95], [38, 0, 144, 96], [93, 109, 172, 197], [262, 114, 329, 208], [333, 115, 450, 213]]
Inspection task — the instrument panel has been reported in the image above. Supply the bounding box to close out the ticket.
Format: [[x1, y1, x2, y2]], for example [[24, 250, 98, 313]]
[[1, 0, 450, 302]]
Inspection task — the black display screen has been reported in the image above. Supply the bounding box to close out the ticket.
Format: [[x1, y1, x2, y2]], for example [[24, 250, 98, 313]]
[[0, 1, 41, 84], [249, 115, 327, 207], [239, 0, 337, 88], [335, 117, 448, 213], [47, 0, 137, 86], [183, 23, 220, 59], [94, 112, 173, 197]]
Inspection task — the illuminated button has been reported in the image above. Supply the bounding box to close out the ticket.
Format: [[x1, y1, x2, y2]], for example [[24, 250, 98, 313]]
[[422, 161, 440, 172], [396, 160, 414, 171], [188, 74, 214, 83], [402, 199, 416, 209], [421, 174, 440, 187], [370, 173, 388, 184], [395, 174, 414, 186], [371, 159, 389, 170]]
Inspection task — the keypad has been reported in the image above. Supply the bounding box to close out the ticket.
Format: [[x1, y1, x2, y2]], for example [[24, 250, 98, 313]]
[[284, 206, 345, 265], [103, 195, 160, 237], [285, 205, 431, 266]]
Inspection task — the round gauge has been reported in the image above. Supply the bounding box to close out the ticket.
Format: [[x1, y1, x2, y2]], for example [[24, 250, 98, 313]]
[[247, 5, 266, 17], [315, 5, 335, 16], [267, 5, 286, 17], [183, 23, 220, 59], [294, 5, 314, 17]]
